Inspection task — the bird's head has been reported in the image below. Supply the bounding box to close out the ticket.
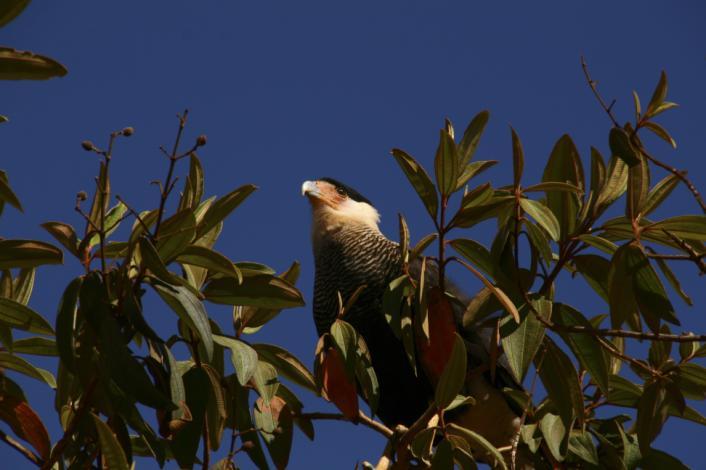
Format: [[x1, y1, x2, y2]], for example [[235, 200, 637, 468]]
[[302, 178, 381, 241]]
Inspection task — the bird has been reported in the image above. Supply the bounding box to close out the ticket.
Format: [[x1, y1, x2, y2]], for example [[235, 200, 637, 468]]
[[302, 177, 528, 464]]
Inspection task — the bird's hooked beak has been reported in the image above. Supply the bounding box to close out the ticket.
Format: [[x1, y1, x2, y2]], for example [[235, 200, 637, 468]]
[[301, 180, 320, 198]]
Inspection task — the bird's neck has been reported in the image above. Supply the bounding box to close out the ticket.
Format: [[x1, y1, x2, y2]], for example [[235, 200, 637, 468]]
[[311, 206, 383, 254]]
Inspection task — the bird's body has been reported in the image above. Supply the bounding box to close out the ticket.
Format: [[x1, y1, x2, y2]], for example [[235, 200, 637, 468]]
[[303, 177, 528, 465]]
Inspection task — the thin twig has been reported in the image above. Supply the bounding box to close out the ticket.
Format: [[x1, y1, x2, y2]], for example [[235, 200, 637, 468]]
[[154, 110, 189, 238], [115, 195, 154, 239], [580, 56, 620, 127], [297, 411, 394, 439], [641, 149, 706, 214], [0, 429, 43, 466], [661, 231, 706, 275]]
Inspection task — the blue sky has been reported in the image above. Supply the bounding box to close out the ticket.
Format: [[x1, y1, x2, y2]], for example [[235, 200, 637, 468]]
[[2, 1, 705, 468]]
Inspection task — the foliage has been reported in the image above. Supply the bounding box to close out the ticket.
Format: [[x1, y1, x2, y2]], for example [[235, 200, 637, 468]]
[[0, 11, 703, 467]]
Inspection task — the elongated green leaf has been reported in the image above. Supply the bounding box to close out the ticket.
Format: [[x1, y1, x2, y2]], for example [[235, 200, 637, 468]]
[[540, 412, 568, 462], [608, 244, 640, 330], [0, 0, 30, 27], [524, 219, 553, 266], [456, 258, 520, 323], [0, 170, 22, 211], [203, 274, 304, 309], [568, 430, 599, 465], [520, 198, 560, 241], [636, 381, 669, 454], [642, 174, 680, 218], [447, 423, 507, 470], [449, 238, 494, 279], [595, 155, 629, 213], [151, 280, 213, 361], [645, 215, 706, 240], [55, 277, 81, 373], [0, 297, 53, 335], [254, 343, 316, 392], [213, 334, 258, 386], [330, 319, 357, 379], [391, 148, 438, 220], [642, 121, 676, 149], [510, 127, 524, 188], [576, 234, 617, 255], [455, 160, 498, 191], [11, 337, 56, 356], [609, 127, 640, 167], [501, 298, 550, 383], [254, 396, 294, 469], [435, 128, 459, 196], [537, 338, 583, 427], [252, 360, 279, 403], [41, 222, 79, 257], [91, 414, 129, 470], [646, 71, 668, 117], [196, 184, 257, 239], [555, 304, 609, 394], [458, 110, 489, 167], [0, 47, 67, 80], [0, 240, 62, 269], [156, 208, 196, 261], [626, 150, 649, 219], [172, 367, 209, 469], [0, 352, 55, 387], [542, 134, 584, 239], [650, 252, 692, 306], [627, 244, 679, 330], [12, 268, 34, 306], [176, 245, 242, 283], [589, 147, 606, 197], [178, 153, 205, 211], [574, 254, 611, 301], [523, 181, 582, 194], [435, 333, 467, 409]]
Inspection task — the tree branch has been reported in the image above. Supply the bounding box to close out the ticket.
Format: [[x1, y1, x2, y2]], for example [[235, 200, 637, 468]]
[[297, 411, 394, 439], [641, 148, 706, 214], [580, 56, 620, 127], [0, 429, 42, 467]]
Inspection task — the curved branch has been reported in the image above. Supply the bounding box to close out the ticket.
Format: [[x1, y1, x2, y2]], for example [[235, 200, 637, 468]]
[[297, 411, 394, 439]]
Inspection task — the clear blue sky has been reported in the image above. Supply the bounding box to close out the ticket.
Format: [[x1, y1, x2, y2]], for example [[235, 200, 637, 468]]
[[2, 1, 705, 468]]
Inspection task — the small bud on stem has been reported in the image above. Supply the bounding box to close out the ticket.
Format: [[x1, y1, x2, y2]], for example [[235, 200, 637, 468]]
[[196, 134, 207, 147]]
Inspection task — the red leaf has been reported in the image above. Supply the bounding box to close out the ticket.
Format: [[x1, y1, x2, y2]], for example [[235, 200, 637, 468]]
[[0, 396, 50, 459], [417, 287, 457, 385], [322, 347, 359, 421]]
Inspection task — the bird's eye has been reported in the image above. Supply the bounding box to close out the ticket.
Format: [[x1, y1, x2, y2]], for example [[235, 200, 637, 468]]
[[336, 187, 347, 197]]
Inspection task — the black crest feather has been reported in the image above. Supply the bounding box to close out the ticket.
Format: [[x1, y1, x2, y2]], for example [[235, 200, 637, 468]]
[[320, 177, 373, 206]]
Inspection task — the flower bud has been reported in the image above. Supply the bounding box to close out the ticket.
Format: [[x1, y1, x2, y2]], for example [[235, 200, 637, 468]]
[[77, 191, 88, 202], [122, 126, 134, 137], [241, 441, 255, 450], [81, 140, 94, 151], [196, 134, 207, 146]]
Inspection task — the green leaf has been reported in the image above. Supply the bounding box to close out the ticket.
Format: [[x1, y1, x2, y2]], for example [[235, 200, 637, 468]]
[[648, 101, 679, 118], [213, 335, 259, 387], [0, 47, 67, 80], [253, 343, 316, 392], [501, 298, 550, 383], [431, 439, 454, 469], [645, 215, 706, 240], [609, 127, 640, 167], [641, 174, 680, 218], [455, 160, 498, 191], [458, 110, 489, 167], [449, 238, 495, 279], [435, 333, 467, 409], [650, 250, 692, 306], [55, 277, 81, 372], [398, 213, 409, 263], [576, 234, 617, 255], [628, 244, 679, 331], [0, 240, 63, 269], [542, 134, 584, 239], [632, 90, 642, 121], [410, 233, 438, 260], [636, 381, 669, 455], [0, 170, 22, 211], [568, 430, 599, 465], [178, 153, 205, 211], [391, 148, 438, 221], [195, 184, 257, 239], [252, 360, 279, 403], [11, 337, 56, 356], [510, 127, 524, 188], [595, 156, 629, 213], [0, 297, 53, 336], [156, 208, 196, 262], [254, 397, 294, 470], [626, 151, 649, 219], [642, 121, 676, 149], [639, 449, 689, 470], [0, 0, 30, 27], [589, 146, 606, 197], [435, 128, 459, 196], [537, 338, 583, 427], [41, 222, 79, 257], [330, 319, 358, 379], [520, 198, 560, 241], [523, 181, 583, 194], [608, 244, 640, 330], [0, 352, 55, 387], [91, 414, 129, 470], [574, 254, 611, 301], [446, 423, 507, 470], [555, 304, 609, 394], [645, 71, 668, 117], [524, 220, 553, 266], [172, 367, 209, 469], [151, 280, 213, 362], [176, 245, 242, 283], [203, 274, 304, 309], [540, 412, 568, 462], [162, 346, 186, 420]]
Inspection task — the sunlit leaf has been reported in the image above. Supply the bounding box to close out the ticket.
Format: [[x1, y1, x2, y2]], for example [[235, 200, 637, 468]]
[[520, 198, 560, 241], [213, 335, 259, 387], [501, 298, 550, 383], [537, 338, 583, 427], [91, 414, 129, 470], [0, 170, 22, 211], [510, 127, 524, 188], [435, 128, 459, 196], [176, 245, 242, 283], [196, 184, 257, 239], [645, 71, 668, 117], [542, 134, 584, 239], [0, 395, 50, 460], [0, 0, 30, 28], [609, 127, 640, 167], [204, 274, 304, 309], [391, 148, 438, 221], [645, 215, 706, 240], [447, 423, 507, 470], [254, 343, 316, 392], [0, 240, 62, 269], [0, 297, 53, 336], [11, 337, 56, 356], [458, 110, 489, 167], [0, 352, 55, 387], [0, 47, 67, 80]]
